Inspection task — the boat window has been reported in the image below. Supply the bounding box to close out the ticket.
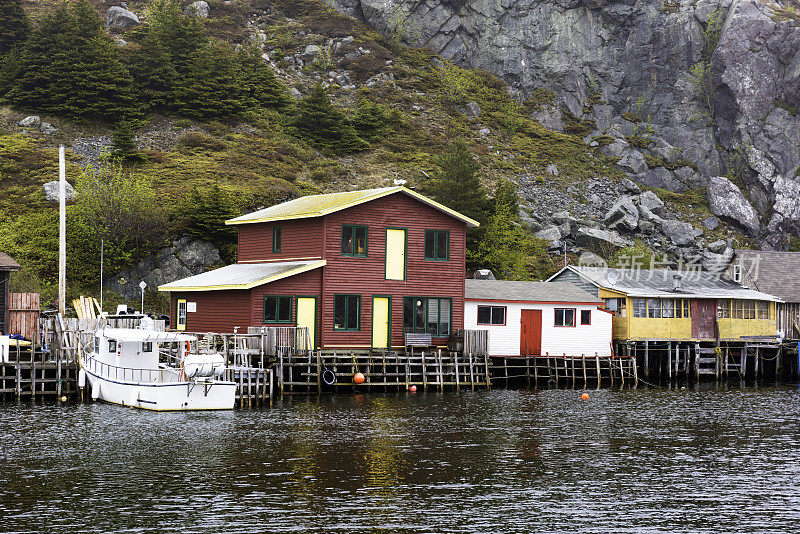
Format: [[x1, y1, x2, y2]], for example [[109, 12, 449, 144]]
[[108, 340, 117, 353], [94, 337, 100, 353], [142, 342, 153, 353]]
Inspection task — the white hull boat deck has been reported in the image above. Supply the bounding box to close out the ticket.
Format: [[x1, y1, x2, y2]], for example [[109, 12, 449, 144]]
[[80, 327, 235, 411]]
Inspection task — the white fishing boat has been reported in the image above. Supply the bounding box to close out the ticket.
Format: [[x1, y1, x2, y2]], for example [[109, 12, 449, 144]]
[[79, 324, 236, 411]]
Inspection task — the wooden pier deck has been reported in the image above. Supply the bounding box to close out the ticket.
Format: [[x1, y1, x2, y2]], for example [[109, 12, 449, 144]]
[[489, 354, 638, 388], [0, 345, 77, 400]]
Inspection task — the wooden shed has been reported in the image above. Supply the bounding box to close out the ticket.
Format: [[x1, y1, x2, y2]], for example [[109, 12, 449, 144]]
[[159, 187, 479, 350], [464, 280, 612, 357], [724, 250, 800, 339], [548, 266, 781, 341], [0, 252, 21, 335]]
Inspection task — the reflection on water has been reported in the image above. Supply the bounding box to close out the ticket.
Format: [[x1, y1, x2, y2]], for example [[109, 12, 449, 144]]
[[1, 386, 799, 533]]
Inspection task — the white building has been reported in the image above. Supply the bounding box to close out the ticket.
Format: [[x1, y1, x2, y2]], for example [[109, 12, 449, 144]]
[[465, 280, 613, 357]]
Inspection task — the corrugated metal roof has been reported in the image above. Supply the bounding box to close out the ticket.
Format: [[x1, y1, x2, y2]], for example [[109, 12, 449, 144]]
[[553, 266, 781, 301], [158, 260, 326, 292], [465, 280, 602, 303], [0, 252, 21, 271], [225, 186, 480, 227], [735, 250, 800, 303]]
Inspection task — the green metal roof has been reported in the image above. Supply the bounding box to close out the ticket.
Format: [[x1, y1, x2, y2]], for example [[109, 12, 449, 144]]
[[225, 186, 480, 227]]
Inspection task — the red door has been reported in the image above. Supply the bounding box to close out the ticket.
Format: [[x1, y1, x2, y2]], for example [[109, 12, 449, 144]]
[[520, 309, 542, 356], [692, 299, 717, 339]]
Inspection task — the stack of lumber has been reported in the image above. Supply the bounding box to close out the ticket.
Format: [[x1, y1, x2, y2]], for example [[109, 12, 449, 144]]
[[72, 296, 101, 322]]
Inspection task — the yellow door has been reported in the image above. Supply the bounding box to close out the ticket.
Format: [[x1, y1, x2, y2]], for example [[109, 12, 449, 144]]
[[385, 228, 406, 281], [296, 297, 316, 350], [372, 297, 390, 349]]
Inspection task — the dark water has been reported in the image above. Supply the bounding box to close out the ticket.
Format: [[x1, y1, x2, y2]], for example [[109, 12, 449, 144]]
[[1, 386, 799, 533]]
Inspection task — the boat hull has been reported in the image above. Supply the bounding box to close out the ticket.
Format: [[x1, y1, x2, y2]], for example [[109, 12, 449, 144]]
[[84, 367, 236, 411]]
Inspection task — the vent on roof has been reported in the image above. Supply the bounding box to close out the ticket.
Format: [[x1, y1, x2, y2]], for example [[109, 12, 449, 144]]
[[673, 273, 682, 291], [473, 269, 496, 280]]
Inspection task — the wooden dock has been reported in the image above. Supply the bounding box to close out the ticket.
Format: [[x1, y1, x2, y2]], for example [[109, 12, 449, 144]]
[[489, 354, 638, 388], [618, 339, 800, 383], [276, 349, 491, 393], [0, 344, 77, 400]]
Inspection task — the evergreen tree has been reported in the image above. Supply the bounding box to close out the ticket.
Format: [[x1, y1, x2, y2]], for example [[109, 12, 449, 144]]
[[174, 185, 242, 262], [0, 47, 23, 97], [424, 140, 491, 268], [294, 83, 367, 154], [0, 0, 31, 56], [4, 0, 137, 122], [477, 180, 539, 280], [173, 40, 245, 119], [125, 32, 178, 112], [237, 46, 292, 110], [148, 0, 207, 74], [352, 99, 390, 142], [112, 120, 146, 162]]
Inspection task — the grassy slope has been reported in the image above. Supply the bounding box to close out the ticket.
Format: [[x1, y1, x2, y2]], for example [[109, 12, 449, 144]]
[[0, 0, 749, 310]]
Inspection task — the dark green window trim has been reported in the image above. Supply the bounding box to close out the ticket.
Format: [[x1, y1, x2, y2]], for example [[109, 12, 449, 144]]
[[272, 226, 281, 253], [263, 295, 293, 323], [341, 225, 368, 257], [402, 297, 452, 337], [424, 230, 449, 261], [333, 294, 361, 331]]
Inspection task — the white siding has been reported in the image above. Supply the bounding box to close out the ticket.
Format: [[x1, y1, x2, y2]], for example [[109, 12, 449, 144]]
[[465, 300, 612, 356]]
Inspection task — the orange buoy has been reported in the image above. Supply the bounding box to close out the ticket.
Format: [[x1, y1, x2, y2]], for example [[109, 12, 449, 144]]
[[409, 385, 417, 393], [354, 372, 365, 384], [581, 393, 590, 400]]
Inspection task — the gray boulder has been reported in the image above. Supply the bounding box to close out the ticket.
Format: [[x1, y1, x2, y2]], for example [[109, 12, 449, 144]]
[[621, 178, 641, 194], [707, 175, 760, 235], [185, 1, 210, 18], [617, 149, 648, 175], [660, 219, 701, 247], [40, 122, 57, 135], [546, 164, 559, 176], [604, 196, 639, 232], [532, 104, 563, 132], [106, 6, 140, 29], [574, 227, 633, 249], [18, 116, 40, 128], [637, 190, 665, 215], [302, 44, 321, 57], [702, 216, 720, 231], [707, 240, 728, 254], [466, 101, 481, 117], [43, 181, 76, 202], [600, 139, 629, 159], [289, 87, 302, 99], [638, 167, 685, 193], [108, 237, 223, 300], [535, 226, 562, 242]]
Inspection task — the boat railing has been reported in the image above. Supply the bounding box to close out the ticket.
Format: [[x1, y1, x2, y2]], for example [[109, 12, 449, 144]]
[[84, 354, 184, 384]]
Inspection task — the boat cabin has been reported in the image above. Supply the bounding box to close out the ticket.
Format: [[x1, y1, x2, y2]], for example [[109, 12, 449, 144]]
[[159, 187, 479, 350], [548, 266, 781, 341], [464, 280, 612, 357]]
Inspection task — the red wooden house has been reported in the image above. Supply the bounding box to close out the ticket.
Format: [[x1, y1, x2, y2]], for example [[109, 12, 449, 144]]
[[159, 187, 479, 349]]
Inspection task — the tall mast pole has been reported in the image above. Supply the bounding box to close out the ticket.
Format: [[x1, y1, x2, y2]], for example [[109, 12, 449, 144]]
[[58, 145, 66, 317]]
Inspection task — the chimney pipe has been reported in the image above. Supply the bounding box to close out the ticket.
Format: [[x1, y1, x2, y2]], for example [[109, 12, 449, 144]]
[[673, 273, 682, 291]]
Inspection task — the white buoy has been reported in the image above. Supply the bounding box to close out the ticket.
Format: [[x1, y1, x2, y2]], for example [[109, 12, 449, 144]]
[[78, 368, 86, 389], [91, 381, 100, 400]]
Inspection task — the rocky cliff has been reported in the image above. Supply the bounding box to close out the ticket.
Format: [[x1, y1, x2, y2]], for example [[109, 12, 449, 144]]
[[332, 0, 800, 249]]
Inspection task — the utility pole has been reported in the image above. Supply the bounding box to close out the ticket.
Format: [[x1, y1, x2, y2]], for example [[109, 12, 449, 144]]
[[99, 239, 104, 313], [58, 145, 66, 317], [563, 241, 567, 268]]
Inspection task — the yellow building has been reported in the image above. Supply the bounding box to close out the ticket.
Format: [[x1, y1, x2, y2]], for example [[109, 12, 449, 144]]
[[548, 266, 781, 341]]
